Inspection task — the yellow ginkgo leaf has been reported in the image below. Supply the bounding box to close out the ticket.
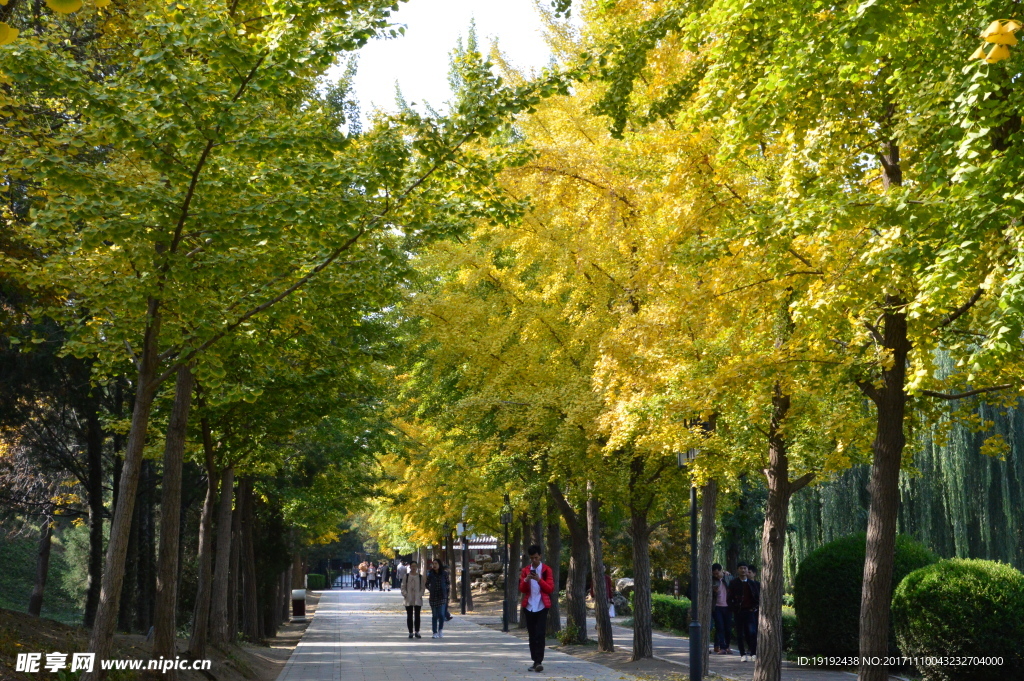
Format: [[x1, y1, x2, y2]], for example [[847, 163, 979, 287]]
[[0, 22, 17, 46], [94, 0, 110, 7], [1005, 20, 1023, 32], [46, 0, 83, 14], [981, 20, 1005, 40], [986, 43, 1012, 63], [970, 45, 988, 60]]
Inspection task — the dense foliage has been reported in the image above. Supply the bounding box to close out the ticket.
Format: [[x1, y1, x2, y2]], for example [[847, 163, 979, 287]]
[[794, 533, 936, 656], [892, 559, 1024, 681]]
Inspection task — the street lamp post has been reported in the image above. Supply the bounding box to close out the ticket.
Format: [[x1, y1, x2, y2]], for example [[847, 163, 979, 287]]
[[500, 494, 513, 632], [679, 419, 711, 681]]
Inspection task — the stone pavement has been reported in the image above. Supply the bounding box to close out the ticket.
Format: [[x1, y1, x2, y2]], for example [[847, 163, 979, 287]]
[[277, 589, 638, 681], [542, 616, 906, 681]]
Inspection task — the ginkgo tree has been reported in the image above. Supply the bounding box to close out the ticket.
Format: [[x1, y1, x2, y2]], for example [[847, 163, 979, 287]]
[[581, 2, 1024, 681], [2, 0, 574, 673]]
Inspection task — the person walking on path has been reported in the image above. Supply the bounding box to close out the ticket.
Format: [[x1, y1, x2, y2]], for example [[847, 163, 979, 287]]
[[396, 560, 407, 591], [368, 563, 377, 591], [728, 562, 760, 662], [401, 561, 425, 638], [518, 544, 555, 673], [426, 559, 450, 638], [711, 563, 733, 654], [382, 561, 392, 591]]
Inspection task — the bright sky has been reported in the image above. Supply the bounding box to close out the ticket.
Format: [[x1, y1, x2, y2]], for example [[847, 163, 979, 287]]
[[347, 0, 557, 113]]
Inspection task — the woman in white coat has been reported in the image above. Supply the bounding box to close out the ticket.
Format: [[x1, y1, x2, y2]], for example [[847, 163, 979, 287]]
[[401, 562, 426, 638]]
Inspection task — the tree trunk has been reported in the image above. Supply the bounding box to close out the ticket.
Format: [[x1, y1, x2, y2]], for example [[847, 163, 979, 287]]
[[118, 486, 139, 633], [136, 460, 156, 634], [209, 466, 235, 644], [518, 513, 529, 629], [549, 484, 589, 643], [188, 417, 216, 660], [698, 480, 719, 676], [630, 505, 653, 660], [281, 567, 292, 623], [505, 524, 521, 626], [239, 478, 262, 642], [445, 533, 457, 602], [754, 385, 814, 681], [587, 482, 613, 652], [28, 517, 53, 617], [228, 483, 242, 642], [152, 366, 195, 670], [858, 301, 910, 681], [84, 303, 162, 681], [545, 490, 562, 635], [84, 393, 104, 629]]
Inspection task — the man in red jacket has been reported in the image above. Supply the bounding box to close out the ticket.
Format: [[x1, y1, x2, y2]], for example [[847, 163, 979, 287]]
[[519, 545, 555, 672]]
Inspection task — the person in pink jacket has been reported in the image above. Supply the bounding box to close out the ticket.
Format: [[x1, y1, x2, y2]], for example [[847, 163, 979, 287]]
[[518, 545, 555, 672]]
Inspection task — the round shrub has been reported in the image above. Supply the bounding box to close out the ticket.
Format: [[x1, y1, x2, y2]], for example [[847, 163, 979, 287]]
[[892, 559, 1024, 681], [793, 532, 935, 656]]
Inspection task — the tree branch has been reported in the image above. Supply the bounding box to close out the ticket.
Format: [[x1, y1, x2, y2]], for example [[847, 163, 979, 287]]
[[789, 472, 815, 494], [938, 287, 984, 329], [919, 384, 1014, 400]]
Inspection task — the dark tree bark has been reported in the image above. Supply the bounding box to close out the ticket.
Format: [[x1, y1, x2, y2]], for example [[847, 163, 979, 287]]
[[84, 392, 104, 629], [188, 416, 216, 660], [505, 524, 521, 626], [698, 480, 719, 676], [281, 567, 292, 623], [857, 300, 910, 681], [518, 513, 529, 629], [549, 483, 588, 643], [239, 478, 262, 642], [118, 487, 139, 633], [28, 516, 53, 617], [629, 504, 653, 660], [84, 305, 161, 681], [545, 491, 562, 635], [587, 482, 613, 652], [152, 366, 195, 671], [754, 385, 814, 681], [135, 460, 156, 634], [227, 483, 242, 641], [627, 454, 657, 661], [209, 466, 235, 644], [445, 532, 457, 603]]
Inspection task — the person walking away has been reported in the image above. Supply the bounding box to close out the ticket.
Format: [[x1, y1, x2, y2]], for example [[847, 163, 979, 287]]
[[396, 560, 407, 591], [426, 559, 450, 638], [402, 561, 425, 638], [519, 545, 555, 672], [728, 562, 760, 662], [382, 561, 392, 591], [359, 562, 368, 591], [589, 566, 616, 618], [368, 563, 377, 591], [711, 563, 733, 654]]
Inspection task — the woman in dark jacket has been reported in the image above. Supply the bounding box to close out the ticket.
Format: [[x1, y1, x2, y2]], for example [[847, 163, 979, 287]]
[[426, 559, 450, 638]]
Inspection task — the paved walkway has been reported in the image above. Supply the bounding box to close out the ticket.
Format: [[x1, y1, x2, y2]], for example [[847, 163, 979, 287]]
[[278, 589, 637, 681]]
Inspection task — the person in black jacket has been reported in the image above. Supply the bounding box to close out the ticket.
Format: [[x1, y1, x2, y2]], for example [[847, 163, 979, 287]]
[[727, 562, 760, 662], [426, 559, 450, 638]]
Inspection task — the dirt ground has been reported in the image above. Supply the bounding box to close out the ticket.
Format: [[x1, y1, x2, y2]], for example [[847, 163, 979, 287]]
[[0, 592, 318, 681]]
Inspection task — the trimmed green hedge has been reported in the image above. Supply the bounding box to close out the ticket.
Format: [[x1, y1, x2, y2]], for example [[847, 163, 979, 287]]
[[306, 573, 327, 590], [651, 593, 692, 631], [782, 611, 797, 652], [892, 559, 1024, 681], [794, 532, 935, 656], [628, 591, 692, 632]]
